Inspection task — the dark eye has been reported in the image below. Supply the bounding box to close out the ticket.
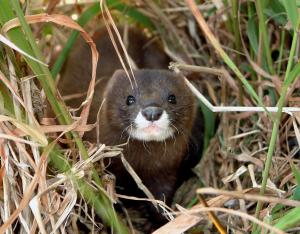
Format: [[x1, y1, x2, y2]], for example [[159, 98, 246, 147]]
[[126, 95, 136, 105], [168, 94, 176, 104]]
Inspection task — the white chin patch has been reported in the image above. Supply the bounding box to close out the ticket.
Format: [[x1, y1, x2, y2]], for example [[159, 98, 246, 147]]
[[128, 110, 174, 142]]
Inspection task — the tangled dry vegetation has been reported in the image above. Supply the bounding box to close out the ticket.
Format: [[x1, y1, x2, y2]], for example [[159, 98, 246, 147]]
[[1, 0, 300, 233]]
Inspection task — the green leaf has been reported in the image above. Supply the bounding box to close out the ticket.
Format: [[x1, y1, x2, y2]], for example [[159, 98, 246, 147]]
[[285, 60, 300, 85], [247, 15, 259, 55], [273, 207, 300, 232], [293, 186, 300, 200], [265, 0, 287, 26], [199, 102, 216, 150], [279, 0, 299, 30], [291, 162, 300, 185]]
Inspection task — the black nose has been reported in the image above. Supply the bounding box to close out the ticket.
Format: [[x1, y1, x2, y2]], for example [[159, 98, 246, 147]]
[[141, 107, 163, 121]]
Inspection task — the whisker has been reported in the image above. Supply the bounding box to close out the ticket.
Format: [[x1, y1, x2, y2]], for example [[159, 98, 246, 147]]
[[172, 124, 193, 152], [170, 122, 180, 135], [120, 123, 133, 141], [163, 139, 167, 157], [142, 140, 151, 154]]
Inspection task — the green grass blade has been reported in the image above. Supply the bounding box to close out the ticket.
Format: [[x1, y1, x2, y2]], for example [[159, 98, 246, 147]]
[[285, 59, 300, 85], [200, 102, 216, 150], [291, 162, 300, 185], [265, 1, 288, 27], [49, 147, 129, 233], [252, 16, 299, 234], [292, 186, 300, 200], [279, 0, 299, 30], [247, 15, 259, 55], [255, 0, 275, 74], [277, 29, 286, 75], [272, 207, 300, 232], [0, 83, 14, 115], [187, 0, 269, 115]]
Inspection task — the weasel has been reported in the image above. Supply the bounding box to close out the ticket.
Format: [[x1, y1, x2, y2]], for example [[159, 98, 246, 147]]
[[58, 26, 202, 219]]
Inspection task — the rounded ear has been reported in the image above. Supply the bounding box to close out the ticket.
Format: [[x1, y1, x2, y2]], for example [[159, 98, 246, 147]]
[[104, 69, 127, 97], [111, 69, 126, 80], [108, 69, 135, 92]]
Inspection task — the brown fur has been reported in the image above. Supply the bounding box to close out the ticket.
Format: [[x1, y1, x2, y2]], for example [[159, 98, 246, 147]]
[[57, 27, 201, 206], [97, 69, 196, 202], [58, 27, 169, 104]]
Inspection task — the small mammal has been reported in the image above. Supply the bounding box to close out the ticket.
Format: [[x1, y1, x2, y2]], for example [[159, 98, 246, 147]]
[[58, 26, 202, 219]]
